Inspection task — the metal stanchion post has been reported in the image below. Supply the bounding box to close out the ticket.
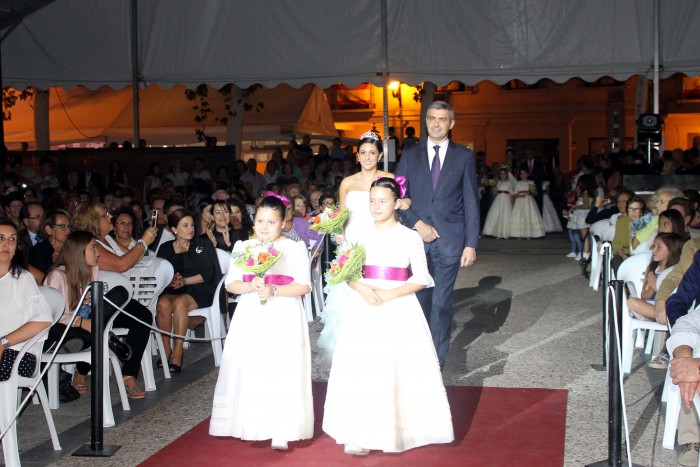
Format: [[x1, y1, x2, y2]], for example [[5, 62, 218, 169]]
[[592, 243, 611, 371], [73, 281, 121, 457], [587, 280, 642, 467]]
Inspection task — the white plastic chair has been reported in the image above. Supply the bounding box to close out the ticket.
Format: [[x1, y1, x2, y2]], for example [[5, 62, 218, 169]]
[[186, 249, 230, 366], [663, 303, 700, 451], [304, 239, 324, 322], [617, 251, 667, 374], [101, 269, 160, 392], [1, 287, 62, 467], [41, 274, 132, 427], [128, 257, 174, 383], [588, 235, 604, 291]]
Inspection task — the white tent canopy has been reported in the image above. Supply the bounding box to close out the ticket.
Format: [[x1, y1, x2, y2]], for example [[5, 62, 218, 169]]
[[3, 84, 338, 145], [2, 0, 700, 91]]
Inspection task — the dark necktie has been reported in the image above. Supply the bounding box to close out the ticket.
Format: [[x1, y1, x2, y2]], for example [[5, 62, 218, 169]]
[[431, 145, 441, 189]]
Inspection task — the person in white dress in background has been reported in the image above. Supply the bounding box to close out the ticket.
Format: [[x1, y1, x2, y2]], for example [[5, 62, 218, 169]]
[[541, 180, 564, 233], [316, 131, 407, 373], [482, 167, 515, 238], [209, 195, 312, 452], [323, 178, 454, 456], [510, 169, 545, 239]]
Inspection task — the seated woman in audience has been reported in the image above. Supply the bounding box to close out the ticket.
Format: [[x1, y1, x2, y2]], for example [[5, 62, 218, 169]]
[[631, 186, 684, 251], [156, 209, 222, 373], [278, 193, 322, 247], [201, 201, 235, 252], [626, 232, 684, 369], [292, 195, 311, 220], [29, 209, 71, 275], [611, 195, 647, 272], [587, 188, 634, 243], [627, 232, 684, 319], [44, 230, 153, 397], [0, 219, 52, 384], [105, 208, 140, 256], [229, 198, 253, 244], [277, 162, 299, 188], [72, 202, 157, 272]]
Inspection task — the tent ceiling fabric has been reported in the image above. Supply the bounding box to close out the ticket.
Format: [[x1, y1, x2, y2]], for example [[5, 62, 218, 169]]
[[1, 0, 700, 90]]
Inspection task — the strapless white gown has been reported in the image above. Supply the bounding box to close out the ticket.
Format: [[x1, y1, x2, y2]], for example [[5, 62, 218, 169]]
[[316, 191, 374, 374]]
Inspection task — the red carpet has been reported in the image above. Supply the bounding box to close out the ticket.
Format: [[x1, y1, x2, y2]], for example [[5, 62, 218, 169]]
[[140, 383, 567, 467]]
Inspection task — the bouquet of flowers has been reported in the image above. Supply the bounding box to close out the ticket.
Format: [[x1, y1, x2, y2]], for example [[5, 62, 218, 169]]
[[528, 181, 537, 195], [310, 204, 349, 235], [231, 241, 283, 304], [325, 243, 366, 286]]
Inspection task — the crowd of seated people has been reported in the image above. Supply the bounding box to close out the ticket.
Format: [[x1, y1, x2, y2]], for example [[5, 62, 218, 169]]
[[0, 140, 356, 397]]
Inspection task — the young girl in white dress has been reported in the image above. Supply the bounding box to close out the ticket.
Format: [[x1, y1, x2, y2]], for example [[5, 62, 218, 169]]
[[209, 195, 312, 451], [323, 177, 453, 456], [510, 169, 545, 238], [482, 167, 515, 238], [541, 180, 563, 233]]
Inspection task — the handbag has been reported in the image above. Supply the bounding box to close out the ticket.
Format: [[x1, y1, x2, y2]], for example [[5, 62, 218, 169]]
[[0, 348, 37, 381]]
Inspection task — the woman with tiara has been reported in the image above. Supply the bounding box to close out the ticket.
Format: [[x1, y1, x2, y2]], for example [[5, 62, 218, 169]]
[[322, 177, 453, 456], [316, 130, 407, 375]]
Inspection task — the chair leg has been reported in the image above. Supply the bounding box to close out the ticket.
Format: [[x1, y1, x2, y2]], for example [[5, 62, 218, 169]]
[[1, 384, 22, 467], [140, 349, 156, 392], [207, 317, 223, 367], [635, 328, 646, 349], [34, 383, 61, 450], [153, 332, 171, 380], [663, 383, 681, 449], [644, 329, 656, 356], [47, 364, 60, 410]]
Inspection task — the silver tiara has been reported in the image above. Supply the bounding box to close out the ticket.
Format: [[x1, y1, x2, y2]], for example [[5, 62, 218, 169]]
[[360, 131, 380, 141]]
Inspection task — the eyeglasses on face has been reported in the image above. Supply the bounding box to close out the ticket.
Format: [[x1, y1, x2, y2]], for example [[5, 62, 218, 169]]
[[51, 224, 70, 230], [101, 212, 113, 219], [628, 207, 643, 212], [115, 220, 133, 226]]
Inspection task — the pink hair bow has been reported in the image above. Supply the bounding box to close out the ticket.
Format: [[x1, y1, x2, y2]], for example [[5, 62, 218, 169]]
[[265, 191, 291, 206], [394, 176, 407, 198]]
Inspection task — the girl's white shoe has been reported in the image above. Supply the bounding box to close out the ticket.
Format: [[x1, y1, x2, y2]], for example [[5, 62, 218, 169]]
[[344, 444, 369, 456], [271, 439, 288, 451]]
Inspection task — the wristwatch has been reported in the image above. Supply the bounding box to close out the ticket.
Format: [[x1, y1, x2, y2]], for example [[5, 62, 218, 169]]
[[0, 336, 9, 350], [271, 285, 279, 299], [136, 239, 148, 250]]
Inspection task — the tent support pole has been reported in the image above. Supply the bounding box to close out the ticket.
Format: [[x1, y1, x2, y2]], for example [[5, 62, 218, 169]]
[[652, 0, 659, 115], [130, 0, 141, 148], [381, 0, 389, 172]]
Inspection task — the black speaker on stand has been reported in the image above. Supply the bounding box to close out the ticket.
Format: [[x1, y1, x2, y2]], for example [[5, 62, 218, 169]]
[[636, 113, 662, 169]]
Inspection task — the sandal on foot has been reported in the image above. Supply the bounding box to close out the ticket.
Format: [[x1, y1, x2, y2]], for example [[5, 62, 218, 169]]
[[73, 380, 88, 393], [123, 376, 146, 399], [169, 355, 183, 374]]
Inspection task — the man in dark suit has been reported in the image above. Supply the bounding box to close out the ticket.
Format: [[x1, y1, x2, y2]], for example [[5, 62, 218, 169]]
[[77, 158, 104, 195], [396, 100, 480, 369]]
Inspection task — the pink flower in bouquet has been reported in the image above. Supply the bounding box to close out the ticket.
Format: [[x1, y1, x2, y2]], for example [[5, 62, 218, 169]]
[[269, 248, 278, 256], [245, 258, 254, 266], [337, 254, 348, 266]]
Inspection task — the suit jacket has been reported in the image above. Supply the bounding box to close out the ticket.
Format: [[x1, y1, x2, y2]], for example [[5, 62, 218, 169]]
[[519, 159, 546, 192], [396, 140, 480, 256], [77, 170, 104, 194]]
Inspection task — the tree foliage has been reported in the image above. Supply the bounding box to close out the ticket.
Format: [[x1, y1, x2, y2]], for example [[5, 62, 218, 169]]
[[2, 87, 34, 121], [185, 84, 264, 142]]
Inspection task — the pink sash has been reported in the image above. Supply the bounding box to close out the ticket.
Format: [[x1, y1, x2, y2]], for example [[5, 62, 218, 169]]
[[362, 265, 410, 281], [242, 274, 294, 285]]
